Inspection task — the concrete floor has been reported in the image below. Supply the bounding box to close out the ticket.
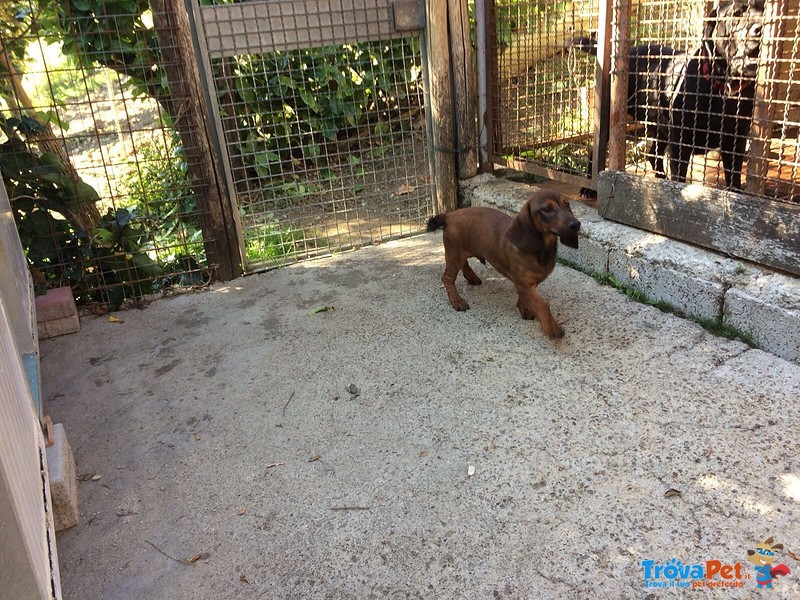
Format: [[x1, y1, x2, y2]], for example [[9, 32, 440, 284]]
[[42, 233, 800, 599]]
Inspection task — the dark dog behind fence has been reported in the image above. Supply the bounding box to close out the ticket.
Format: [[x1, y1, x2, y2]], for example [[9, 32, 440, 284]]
[[573, 0, 766, 190]]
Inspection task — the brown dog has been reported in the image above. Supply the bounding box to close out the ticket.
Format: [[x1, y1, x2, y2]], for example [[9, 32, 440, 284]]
[[427, 189, 580, 339]]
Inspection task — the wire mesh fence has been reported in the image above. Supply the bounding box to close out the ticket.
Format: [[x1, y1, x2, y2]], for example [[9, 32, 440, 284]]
[[490, 0, 599, 181], [198, 1, 434, 272], [619, 0, 800, 204], [0, 1, 215, 309]]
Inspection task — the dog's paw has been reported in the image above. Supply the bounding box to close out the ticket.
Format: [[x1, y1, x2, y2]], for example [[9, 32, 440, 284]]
[[542, 321, 565, 339], [450, 298, 470, 311]]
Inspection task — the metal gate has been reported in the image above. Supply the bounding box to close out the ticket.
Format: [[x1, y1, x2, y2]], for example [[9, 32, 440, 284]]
[[189, 1, 435, 272], [481, 0, 603, 189]]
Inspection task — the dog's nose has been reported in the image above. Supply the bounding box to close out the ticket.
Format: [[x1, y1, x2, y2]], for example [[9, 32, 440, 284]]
[[568, 219, 581, 231]]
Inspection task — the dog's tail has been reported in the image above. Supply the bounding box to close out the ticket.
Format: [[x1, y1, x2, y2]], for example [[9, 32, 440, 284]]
[[568, 36, 597, 56], [426, 214, 447, 232]]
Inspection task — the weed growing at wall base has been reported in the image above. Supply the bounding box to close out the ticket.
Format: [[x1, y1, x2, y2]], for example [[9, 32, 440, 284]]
[[557, 257, 757, 348]]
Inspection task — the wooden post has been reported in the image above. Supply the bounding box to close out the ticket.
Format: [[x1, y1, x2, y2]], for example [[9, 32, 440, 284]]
[[482, 0, 499, 172], [427, 0, 458, 212], [592, 0, 613, 181], [447, 0, 478, 179], [150, 0, 241, 281], [606, 0, 630, 171], [745, 0, 788, 195]]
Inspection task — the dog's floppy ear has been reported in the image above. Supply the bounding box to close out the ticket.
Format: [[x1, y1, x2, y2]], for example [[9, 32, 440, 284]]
[[506, 198, 543, 254]]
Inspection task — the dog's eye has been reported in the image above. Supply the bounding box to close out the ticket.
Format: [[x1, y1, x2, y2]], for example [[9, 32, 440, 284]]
[[541, 204, 555, 213]]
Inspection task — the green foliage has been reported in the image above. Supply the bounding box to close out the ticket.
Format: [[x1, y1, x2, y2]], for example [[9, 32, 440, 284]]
[[7, 0, 427, 276], [495, 1, 576, 47], [122, 132, 204, 262], [55, 0, 165, 101], [119, 133, 214, 290], [92, 206, 163, 295], [0, 124, 99, 211], [514, 142, 589, 175], [13, 207, 87, 294], [694, 316, 757, 347], [244, 216, 309, 266], [227, 39, 423, 181], [1, 115, 163, 306]]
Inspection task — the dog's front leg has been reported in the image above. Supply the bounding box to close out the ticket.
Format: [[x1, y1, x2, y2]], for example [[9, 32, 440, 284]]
[[720, 136, 745, 189], [515, 284, 564, 339]]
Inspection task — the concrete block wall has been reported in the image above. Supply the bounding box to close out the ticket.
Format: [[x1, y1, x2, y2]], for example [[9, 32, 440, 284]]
[[462, 175, 800, 365]]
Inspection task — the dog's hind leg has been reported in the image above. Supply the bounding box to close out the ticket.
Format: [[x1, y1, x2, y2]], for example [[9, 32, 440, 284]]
[[461, 260, 482, 285], [441, 248, 471, 311]]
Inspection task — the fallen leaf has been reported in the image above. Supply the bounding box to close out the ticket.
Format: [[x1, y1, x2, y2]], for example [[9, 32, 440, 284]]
[[194, 433, 201, 441], [91, 303, 108, 316], [237, 507, 246, 516], [264, 462, 285, 469], [185, 552, 210, 564], [664, 488, 682, 498], [240, 575, 251, 584], [787, 549, 799, 562], [78, 472, 96, 482], [418, 450, 428, 458], [394, 183, 416, 196], [307, 305, 335, 315], [107, 315, 123, 323], [308, 455, 321, 462]]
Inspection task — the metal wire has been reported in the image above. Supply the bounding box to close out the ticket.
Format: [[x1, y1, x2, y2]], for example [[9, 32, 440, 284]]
[[200, 1, 434, 272], [622, 0, 799, 203], [0, 1, 215, 308], [492, 0, 599, 179]]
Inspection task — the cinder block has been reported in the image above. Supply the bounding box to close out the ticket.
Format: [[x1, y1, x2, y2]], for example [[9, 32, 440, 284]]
[[35, 287, 79, 339], [724, 275, 800, 364], [38, 317, 80, 339], [608, 249, 725, 320], [559, 234, 608, 275], [45, 423, 79, 531], [35, 286, 76, 321]]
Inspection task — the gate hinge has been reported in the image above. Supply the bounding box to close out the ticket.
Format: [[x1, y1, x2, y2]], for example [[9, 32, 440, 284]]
[[393, 0, 425, 32]]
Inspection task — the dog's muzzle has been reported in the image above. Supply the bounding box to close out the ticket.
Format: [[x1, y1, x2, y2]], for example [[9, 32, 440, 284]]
[[559, 219, 581, 249]]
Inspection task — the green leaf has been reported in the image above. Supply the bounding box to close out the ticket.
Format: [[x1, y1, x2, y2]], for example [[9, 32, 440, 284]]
[[307, 305, 335, 315]]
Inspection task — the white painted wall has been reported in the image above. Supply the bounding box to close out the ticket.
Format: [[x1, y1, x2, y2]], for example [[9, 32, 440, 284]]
[[0, 183, 61, 599]]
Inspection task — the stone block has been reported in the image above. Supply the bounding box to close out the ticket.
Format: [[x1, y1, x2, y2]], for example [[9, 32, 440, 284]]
[[35, 287, 79, 339], [45, 423, 79, 531], [724, 274, 800, 364]]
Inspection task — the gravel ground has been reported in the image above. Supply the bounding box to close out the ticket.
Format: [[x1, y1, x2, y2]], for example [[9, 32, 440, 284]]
[[42, 234, 800, 599]]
